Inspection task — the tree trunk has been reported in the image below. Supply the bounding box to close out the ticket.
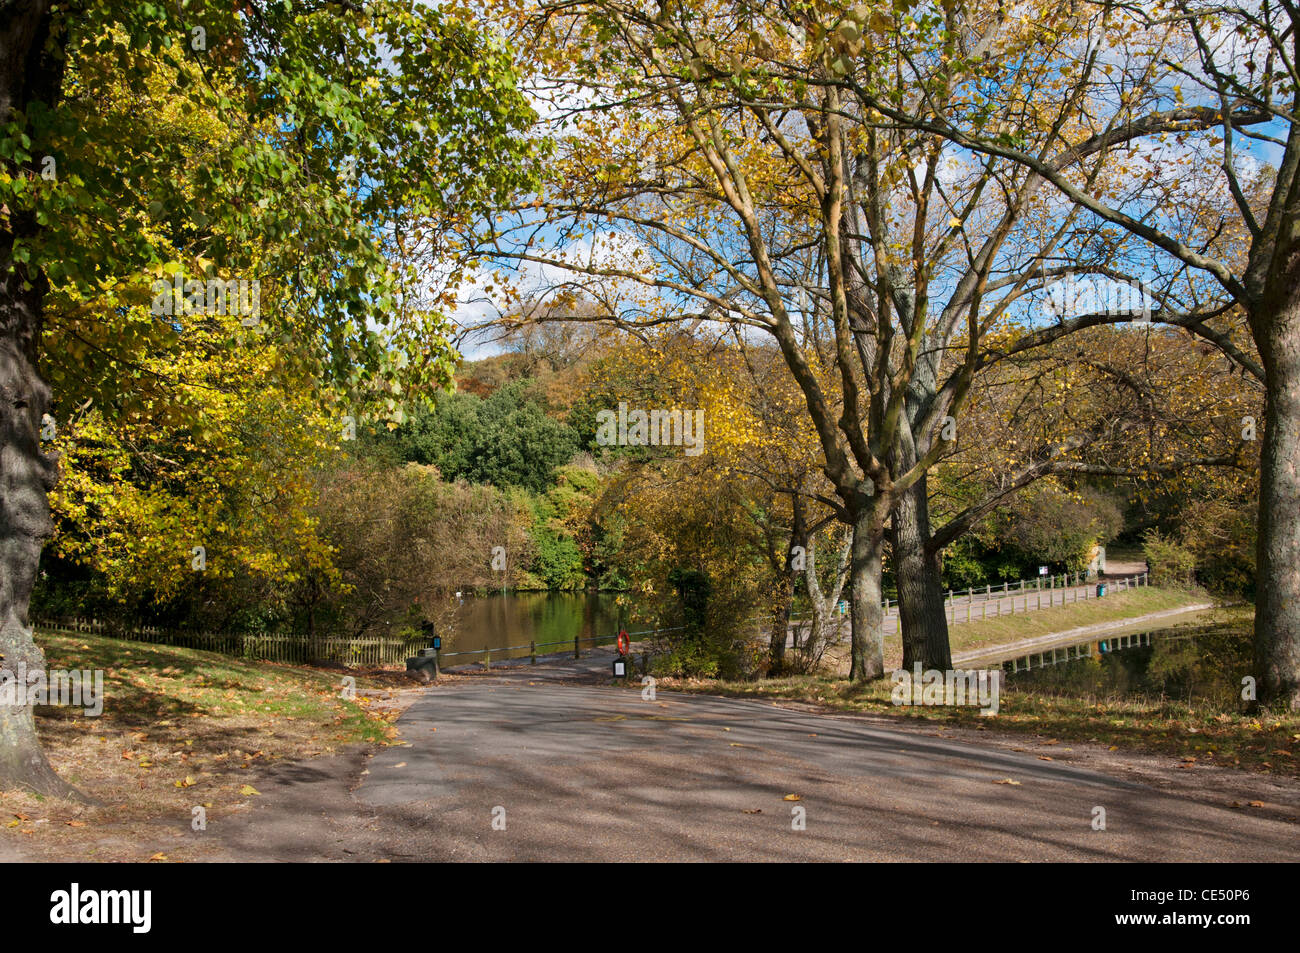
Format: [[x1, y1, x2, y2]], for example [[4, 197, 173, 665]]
[[769, 570, 792, 673], [0, 0, 82, 798], [805, 529, 850, 662], [769, 501, 806, 674], [848, 507, 885, 681], [1253, 285, 1300, 709], [893, 476, 953, 671], [0, 225, 79, 799]]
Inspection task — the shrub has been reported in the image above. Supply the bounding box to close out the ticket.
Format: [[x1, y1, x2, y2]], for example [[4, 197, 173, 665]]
[[1142, 530, 1198, 589]]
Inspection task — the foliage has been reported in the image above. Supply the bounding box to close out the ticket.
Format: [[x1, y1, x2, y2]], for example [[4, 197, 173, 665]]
[[382, 381, 581, 493], [1142, 531, 1198, 590]]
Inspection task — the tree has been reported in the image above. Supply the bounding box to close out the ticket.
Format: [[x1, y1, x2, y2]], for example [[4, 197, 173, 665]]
[[858, 0, 1297, 706], [478, 0, 1237, 682], [0, 0, 536, 796]]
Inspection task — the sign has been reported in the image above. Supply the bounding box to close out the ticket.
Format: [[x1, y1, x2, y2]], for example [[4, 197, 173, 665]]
[[612, 658, 627, 678], [432, 636, 442, 650], [1038, 566, 1048, 576]]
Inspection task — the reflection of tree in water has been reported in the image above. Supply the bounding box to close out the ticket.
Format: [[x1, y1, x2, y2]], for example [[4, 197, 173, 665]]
[[1014, 625, 1251, 710]]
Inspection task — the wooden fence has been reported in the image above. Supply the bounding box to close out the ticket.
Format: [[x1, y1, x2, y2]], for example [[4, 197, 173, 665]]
[[31, 617, 424, 668]]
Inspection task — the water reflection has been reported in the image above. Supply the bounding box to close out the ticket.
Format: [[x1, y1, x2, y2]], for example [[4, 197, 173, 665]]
[[1005, 624, 1251, 708], [442, 591, 641, 661]]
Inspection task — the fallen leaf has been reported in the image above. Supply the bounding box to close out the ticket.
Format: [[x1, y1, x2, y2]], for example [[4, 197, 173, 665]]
[[994, 779, 1021, 785], [148, 852, 167, 862], [238, 785, 260, 796], [393, 762, 407, 769], [742, 809, 762, 815], [66, 821, 86, 828], [783, 794, 802, 801]]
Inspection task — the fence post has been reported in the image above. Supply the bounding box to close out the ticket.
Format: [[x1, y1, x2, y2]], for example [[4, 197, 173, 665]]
[[484, 647, 491, 671], [574, 635, 580, 660], [530, 640, 536, 665]]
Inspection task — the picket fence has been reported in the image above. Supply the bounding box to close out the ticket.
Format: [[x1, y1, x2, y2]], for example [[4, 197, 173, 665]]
[[32, 617, 423, 668]]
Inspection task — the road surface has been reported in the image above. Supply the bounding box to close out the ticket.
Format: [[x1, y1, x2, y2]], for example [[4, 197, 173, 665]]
[[199, 653, 1300, 862]]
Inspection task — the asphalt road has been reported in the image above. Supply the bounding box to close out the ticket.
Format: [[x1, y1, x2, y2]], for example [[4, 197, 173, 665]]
[[203, 656, 1300, 862]]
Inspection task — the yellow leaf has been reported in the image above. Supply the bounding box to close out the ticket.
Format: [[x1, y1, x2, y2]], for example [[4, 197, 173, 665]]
[[783, 794, 802, 801], [239, 784, 260, 796]]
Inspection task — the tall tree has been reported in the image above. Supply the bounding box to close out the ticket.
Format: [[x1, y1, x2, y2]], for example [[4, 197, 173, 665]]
[[0, 0, 536, 796], [854, 0, 1295, 706], [479, 0, 1237, 679]]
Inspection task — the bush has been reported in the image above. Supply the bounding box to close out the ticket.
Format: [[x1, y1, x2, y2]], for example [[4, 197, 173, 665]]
[[1142, 530, 1197, 589]]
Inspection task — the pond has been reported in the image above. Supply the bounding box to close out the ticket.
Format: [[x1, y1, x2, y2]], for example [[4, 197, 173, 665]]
[[440, 591, 650, 663], [1003, 620, 1251, 709]]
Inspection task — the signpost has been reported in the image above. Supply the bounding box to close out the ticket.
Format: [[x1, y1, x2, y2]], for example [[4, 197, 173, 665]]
[[613, 628, 630, 678]]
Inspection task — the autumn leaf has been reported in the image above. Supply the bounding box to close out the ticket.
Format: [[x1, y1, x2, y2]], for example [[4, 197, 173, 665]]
[[238, 784, 260, 796]]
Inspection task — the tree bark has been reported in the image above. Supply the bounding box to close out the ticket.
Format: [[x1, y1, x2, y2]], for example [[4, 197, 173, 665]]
[[892, 475, 953, 671], [848, 505, 885, 681], [0, 0, 83, 798], [768, 498, 806, 673], [805, 528, 850, 661], [1252, 280, 1300, 709]]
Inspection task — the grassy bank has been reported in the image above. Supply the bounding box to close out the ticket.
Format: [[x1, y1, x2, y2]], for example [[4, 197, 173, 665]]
[[0, 629, 417, 860], [933, 586, 1213, 659]]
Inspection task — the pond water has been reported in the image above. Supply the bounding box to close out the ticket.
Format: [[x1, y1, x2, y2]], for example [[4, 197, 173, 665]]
[[1004, 620, 1251, 709], [441, 591, 648, 662]]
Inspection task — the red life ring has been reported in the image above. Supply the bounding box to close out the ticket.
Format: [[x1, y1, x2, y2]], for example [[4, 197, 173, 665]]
[[617, 629, 630, 655]]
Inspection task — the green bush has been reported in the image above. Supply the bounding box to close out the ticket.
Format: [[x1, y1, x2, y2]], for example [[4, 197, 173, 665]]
[[1142, 530, 1197, 589]]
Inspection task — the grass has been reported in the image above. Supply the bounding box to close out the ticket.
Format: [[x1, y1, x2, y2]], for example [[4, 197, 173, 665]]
[[0, 628, 419, 860]]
